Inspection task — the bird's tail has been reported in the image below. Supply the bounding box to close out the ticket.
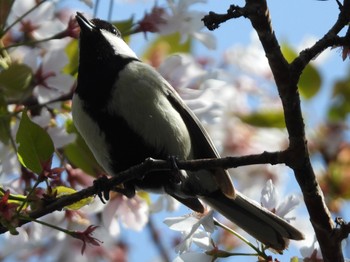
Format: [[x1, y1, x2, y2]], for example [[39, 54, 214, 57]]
[[203, 190, 304, 251]]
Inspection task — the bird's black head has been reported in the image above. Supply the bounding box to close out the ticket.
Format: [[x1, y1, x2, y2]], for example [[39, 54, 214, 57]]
[[75, 13, 138, 103], [76, 12, 122, 38], [75, 12, 137, 66], [75, 12, 124, 65]]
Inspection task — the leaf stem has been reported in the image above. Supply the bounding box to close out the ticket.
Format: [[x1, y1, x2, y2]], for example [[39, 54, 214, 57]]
[[213, 218, 268, 259], [1, 0, 48, 38], [20, 214, 71, 235], [0, 32, 64, 52], [16, 178, 42, 213]]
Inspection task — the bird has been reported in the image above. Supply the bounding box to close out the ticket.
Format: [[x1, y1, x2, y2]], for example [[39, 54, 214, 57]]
[[72, 12, 304, 251]]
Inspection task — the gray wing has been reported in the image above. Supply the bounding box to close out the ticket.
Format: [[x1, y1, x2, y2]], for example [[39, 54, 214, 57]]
[[165, 83, 235, 198], [132, 61, 235, 198]]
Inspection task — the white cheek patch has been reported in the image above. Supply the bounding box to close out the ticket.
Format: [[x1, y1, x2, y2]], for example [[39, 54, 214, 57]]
[[101, 30, 138, 59]]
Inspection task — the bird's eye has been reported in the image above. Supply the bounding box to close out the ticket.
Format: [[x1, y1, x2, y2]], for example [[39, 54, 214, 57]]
[[91, 18, 121, 36], [111, 27, 118, 35], [107, 25, 120, 36]]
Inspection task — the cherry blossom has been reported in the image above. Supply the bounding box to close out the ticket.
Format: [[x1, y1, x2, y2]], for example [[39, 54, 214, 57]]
[[102, 194, 149, 235], [32, 48, 75, 105], [157, 0, 216, 49], [164, 209, 215, 254], [7, 0, 65, 40], [260, 179, 300, 221]]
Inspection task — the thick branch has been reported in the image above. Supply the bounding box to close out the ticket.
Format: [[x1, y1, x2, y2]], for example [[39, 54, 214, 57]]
[[203, 1, 349, 261], [244, 1, 342, 261]]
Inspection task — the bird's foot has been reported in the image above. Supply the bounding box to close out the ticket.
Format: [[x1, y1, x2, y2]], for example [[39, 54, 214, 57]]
[[93, 175, 111, 204], [93, 175, 136, 204], [167, 155, 183, 185]]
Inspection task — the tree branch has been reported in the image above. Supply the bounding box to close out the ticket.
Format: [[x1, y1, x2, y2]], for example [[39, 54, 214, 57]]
[[202, 5, 247, 30], [290, 0, 350, 81], [203, 0, 350, 261], [147, 217, 171, 262], [244, 1, 343, 261], [0, 151, 284, 234]]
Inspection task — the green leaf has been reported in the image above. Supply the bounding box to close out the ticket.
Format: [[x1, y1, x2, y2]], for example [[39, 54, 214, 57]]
[[0, 95, 11, 144], [64, 120, 102, 176], [54, 186, 94, 210], [281, 44, 296, 63], [328, 100, 350, 121], [327, 75, 350, 121], [142, 32, 191, 61], [240, 111, 285, 128], [113, 17, 134, 37], [298, 62, 322, 99], [63, 39, 79, 76], [0, 63, 33, 100], [16, 111, 54, 173], [290, 257, 299, 262], [281, 44, 322, 99], [332, 77, 350, 97]]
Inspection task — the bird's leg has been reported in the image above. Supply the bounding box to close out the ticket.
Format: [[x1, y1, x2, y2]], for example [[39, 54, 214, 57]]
[[165, 155, 196, 199], [167, 155, 183, 185], [93, 175, 136, 204], [114, 183, 136, 198], [93, 175, 111, 204]]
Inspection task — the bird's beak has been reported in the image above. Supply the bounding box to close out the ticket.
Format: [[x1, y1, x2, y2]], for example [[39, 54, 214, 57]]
[[76, 12, 96, 33]]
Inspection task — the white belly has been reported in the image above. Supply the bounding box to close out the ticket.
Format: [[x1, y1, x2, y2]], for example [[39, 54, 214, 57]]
[[72, 94, 114, 175]]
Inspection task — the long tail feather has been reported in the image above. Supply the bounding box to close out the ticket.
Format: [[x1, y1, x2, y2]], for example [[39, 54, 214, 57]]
[[203, 190, 304, 251]]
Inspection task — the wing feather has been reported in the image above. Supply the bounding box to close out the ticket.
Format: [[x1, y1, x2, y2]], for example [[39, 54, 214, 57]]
[[165, 83, 235, 198]]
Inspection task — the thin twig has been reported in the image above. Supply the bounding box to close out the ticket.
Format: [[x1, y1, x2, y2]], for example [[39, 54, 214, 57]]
[[147, 217, 171, 262]]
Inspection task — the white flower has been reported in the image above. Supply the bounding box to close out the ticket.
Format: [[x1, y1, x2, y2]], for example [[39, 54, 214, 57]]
[[9, 43, 75, 106], [32, 48, 75, 105], [224, 31, 272, 78], [150, 194, 180, 213], [0, 143, 19, 176], [276, 194, 300, 219], [8, 0, 65, 40], [260, 179, 279, 211], [8, 45, 39, 66], [158, 54, 207, 89], [102, 194, 149, 234], [158, 54, 239, 153], [260, 179, 300, 221], [299, 235, 322, 261], [33, 212, 67, 242], [174, 251, 213, 262], [158, 0, 216, 49], [175, 230, 212, 254], [31, 108, 76, 149], [164, 210, 215, 254], [249, 128, 288, 153]]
